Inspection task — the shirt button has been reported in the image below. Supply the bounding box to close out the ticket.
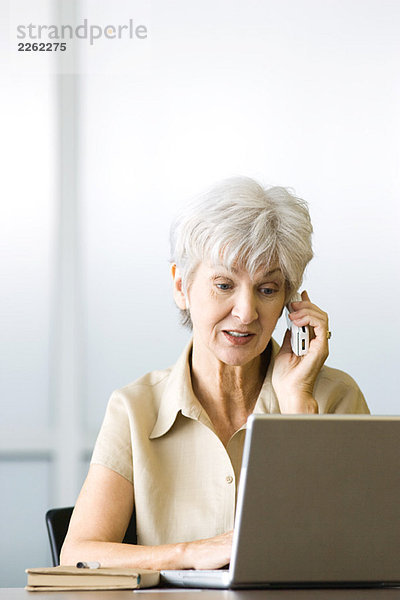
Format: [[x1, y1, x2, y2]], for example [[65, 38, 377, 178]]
[[226, 475, 234, 484]]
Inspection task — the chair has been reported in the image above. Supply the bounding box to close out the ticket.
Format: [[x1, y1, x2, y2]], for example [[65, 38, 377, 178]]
[[46, 506, 137, 566]]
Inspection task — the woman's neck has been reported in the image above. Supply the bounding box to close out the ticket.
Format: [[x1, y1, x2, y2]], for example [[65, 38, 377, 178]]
[[190, 343, 271, 446]]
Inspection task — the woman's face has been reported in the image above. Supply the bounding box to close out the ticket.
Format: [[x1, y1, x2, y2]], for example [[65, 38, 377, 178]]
[[186, 262, 286, 367]]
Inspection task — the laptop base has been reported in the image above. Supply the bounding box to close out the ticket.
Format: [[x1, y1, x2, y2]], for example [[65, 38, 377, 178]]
[[160, 571, 399, 590]]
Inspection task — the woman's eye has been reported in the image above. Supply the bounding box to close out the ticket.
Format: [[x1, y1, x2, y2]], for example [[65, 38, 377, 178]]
[[260, 287, 275, 296], [216, 283, 231, 291]]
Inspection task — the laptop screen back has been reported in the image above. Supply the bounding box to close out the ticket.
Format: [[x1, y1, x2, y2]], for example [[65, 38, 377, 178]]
[[230, 415, 400, 586]]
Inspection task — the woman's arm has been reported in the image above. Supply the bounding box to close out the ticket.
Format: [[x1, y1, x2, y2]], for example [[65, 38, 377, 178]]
[[60, 464, 232, 570]]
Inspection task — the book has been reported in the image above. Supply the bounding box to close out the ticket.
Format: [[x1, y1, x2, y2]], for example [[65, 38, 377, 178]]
[[25, 565, 160, 591]]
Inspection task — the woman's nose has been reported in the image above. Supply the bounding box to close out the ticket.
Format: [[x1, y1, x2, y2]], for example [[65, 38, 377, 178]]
[[231, 289, 258, 324]]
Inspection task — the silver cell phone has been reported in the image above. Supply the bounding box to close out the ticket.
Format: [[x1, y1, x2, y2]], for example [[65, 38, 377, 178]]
[[285, 295, 309, 356]]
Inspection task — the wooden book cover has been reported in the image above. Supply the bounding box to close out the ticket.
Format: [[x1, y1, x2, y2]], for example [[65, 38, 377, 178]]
[[25, 565, 160, 590]]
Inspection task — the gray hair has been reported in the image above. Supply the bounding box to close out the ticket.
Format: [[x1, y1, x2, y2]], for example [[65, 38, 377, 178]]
[[170, 176, 313, 328]]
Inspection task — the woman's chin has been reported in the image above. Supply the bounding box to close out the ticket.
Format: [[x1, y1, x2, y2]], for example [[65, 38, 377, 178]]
[[215, 347, 261, 367]]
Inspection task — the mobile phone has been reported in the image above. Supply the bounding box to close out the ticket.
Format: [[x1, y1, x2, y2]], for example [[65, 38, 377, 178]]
[[285, 295, 309, 356]]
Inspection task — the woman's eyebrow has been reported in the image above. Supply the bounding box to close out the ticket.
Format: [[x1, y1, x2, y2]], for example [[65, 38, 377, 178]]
[[211, 272, 232, 279]]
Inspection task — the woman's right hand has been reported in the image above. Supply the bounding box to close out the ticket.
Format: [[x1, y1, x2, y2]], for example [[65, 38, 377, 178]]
[[181, 530, 232, 570]]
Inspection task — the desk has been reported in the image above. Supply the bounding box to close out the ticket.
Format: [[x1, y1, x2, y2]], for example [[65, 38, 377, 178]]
[[2, 590, 400, 600]]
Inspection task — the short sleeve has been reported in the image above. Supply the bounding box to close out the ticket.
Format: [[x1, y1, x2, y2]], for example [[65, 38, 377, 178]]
[[314, 366, 370, 415], [90, 391, 133, 482], [331, 384, 370, 415]]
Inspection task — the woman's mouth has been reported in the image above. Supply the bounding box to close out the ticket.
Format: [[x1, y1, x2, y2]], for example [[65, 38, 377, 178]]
[[222, 330, 255, 345]]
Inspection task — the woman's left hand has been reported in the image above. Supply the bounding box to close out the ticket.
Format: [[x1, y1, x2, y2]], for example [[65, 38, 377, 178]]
[[272, 291, 330, 414]]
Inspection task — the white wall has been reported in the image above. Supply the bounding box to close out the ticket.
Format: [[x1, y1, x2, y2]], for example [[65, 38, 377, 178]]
[[1, 0, 399, 587], [79, 0, 400, 424]]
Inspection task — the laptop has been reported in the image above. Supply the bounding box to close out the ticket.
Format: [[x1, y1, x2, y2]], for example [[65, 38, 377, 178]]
[[161, 414, 400, 589]]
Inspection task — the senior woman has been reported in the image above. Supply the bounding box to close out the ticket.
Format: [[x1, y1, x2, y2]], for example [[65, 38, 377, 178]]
[[61, 177, 369, 571]]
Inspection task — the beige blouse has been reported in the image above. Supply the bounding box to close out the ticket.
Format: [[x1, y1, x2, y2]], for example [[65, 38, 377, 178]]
[[91, 339, 369, 546]]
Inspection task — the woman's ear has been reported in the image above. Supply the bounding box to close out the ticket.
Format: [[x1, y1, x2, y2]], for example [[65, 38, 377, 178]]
[[171, 264, 188, 310]]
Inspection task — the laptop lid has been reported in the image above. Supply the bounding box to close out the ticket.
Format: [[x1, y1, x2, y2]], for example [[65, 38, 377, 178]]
[[230, 414, 400, 587]]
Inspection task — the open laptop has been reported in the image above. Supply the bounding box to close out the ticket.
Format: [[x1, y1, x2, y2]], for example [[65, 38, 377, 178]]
[[161, 414, 400, 589]]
